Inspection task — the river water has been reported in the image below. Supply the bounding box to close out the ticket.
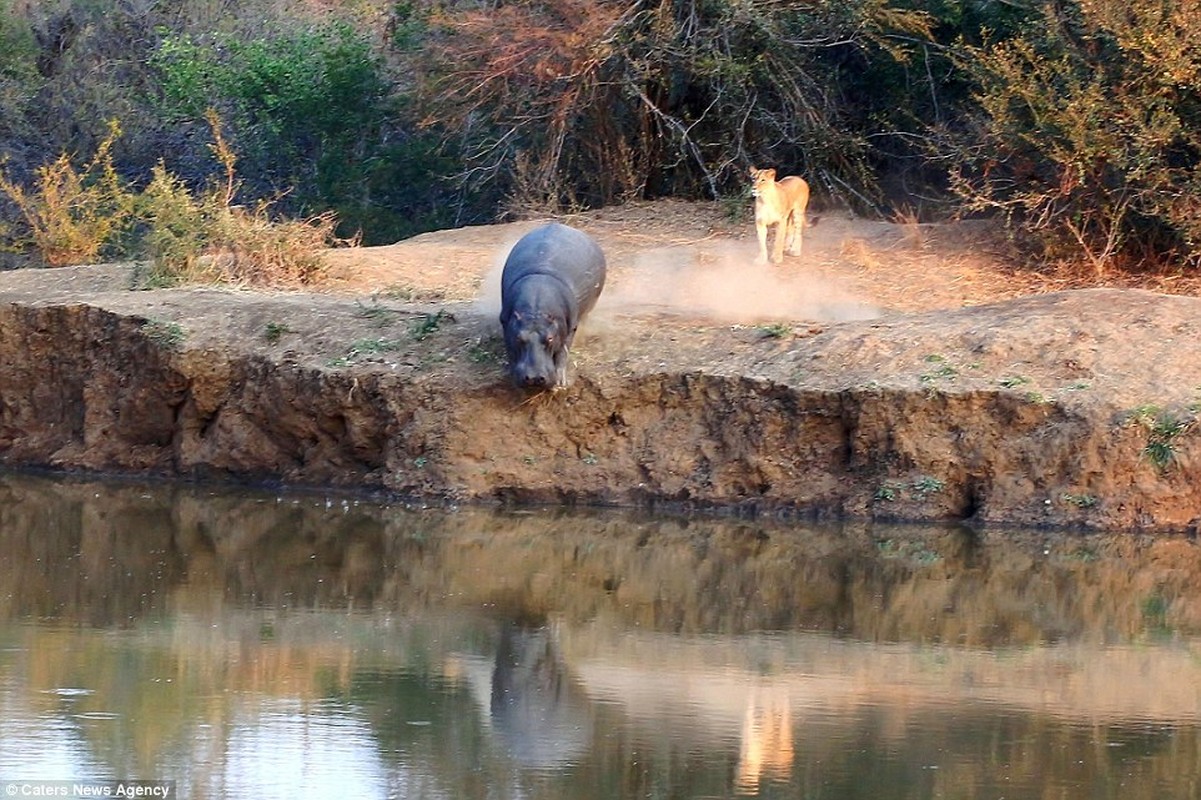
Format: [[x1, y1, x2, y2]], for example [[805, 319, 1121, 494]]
[[0, 473, 1198, 799]]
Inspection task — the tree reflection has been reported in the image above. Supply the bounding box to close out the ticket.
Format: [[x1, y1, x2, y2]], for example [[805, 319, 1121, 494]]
[[0, 473, 1199, 799]]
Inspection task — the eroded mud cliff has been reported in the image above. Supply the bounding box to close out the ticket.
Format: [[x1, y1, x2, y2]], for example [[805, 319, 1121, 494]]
[[1, 263, 1199, 530]]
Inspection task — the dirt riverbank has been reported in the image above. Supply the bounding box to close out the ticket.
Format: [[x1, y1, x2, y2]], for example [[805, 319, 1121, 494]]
[[1, 200, 1199, 530]]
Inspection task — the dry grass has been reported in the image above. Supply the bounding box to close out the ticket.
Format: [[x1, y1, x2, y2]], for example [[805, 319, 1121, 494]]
[[1, 109, 350, 287], [142, 182, 344, 289], [0, 120, 134, 267], [138, 110, 352, 289]]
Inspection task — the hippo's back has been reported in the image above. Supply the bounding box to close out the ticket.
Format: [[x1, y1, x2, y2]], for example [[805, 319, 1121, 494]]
[[501, 223, 606, 317]]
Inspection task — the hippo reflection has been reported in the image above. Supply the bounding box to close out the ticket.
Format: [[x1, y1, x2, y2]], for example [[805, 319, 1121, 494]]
[[489, 623, 592, 768]]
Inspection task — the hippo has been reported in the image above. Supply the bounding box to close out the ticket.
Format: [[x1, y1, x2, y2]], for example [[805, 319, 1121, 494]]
[[499, 222, 606, 389]]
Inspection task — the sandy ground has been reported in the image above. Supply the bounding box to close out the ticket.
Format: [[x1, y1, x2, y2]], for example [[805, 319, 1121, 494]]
[[318, 200, 1047, 326]]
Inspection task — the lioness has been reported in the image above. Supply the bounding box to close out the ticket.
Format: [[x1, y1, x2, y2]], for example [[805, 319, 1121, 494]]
[[749, 166, 810, 264]]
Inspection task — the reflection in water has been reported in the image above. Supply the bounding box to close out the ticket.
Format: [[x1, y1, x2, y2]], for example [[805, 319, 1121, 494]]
[[442, 624, 593, 773], [488, 624, 591, 769], [0, 681, 105, 782], [218, 701, 389, 799], [736, 686, 794, 796], [0, 473, 1199, 798]]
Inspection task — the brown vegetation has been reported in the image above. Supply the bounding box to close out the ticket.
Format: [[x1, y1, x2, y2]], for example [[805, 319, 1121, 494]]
[[3, 0, 1201, 278], [0, 120, 132, 266]]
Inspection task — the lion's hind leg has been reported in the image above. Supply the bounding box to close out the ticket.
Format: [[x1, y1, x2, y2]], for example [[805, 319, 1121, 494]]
[[784, 209, 802, 257], [785, 197, 808, 257]]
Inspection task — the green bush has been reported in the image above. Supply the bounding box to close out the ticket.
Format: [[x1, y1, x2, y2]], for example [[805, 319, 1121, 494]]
[[0, 0, 36, 83], [156, 22, 386, 147], [0, 0, 43, 194], [946, 0, 1201, 272], [152, 20, 417, 243]]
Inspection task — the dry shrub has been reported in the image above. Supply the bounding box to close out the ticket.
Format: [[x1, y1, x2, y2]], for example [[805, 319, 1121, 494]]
[[140, 172, 339, 288], [0, 120, 134, 266], [202, 207, 340, 288], [417, 0, 931, 214], [949, 0, 1201, 275], [138, 110, 349, 288], [889, 205, 928, 251], [420, 0, 629, 213], [1, 108, 345, 284]]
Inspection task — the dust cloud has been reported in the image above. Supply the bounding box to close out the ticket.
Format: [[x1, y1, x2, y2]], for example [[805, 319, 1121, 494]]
[[473, 236, 881, 327], [473, 230, 526, 321], [596, 243, 880, 324]]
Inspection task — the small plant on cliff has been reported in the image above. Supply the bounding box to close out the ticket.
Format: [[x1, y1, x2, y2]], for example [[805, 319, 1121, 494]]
[[1061, 492, 1098, 509], [1024, 390, 1051, 405], [756, 323, 792, 339], [997, 375, 1030, 389], [141, 319, 185, 351], [0, 120, 135, 266], [874, 481, 904, 502], [911, 475, 945, 499], [467, 336, 505, 364], [264, 322, 291, 344], [920, 354, 958, 385], [332, 337, 405, 366], [354, 299, 399, 328], [1129, 405, 1193, 471]]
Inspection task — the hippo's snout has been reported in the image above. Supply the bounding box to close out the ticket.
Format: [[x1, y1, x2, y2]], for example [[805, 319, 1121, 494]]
[[516, 369, 550, 389], [510, 344, 561, 390]]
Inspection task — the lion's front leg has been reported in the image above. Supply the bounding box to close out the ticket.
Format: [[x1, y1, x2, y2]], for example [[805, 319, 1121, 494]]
[[755, 219, 770, 264], [770, 220, 786, 264]]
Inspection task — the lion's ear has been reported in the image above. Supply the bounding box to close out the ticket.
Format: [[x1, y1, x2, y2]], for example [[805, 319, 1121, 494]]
[[765, 169, 776, 180], [748, 166, 757, 177]]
